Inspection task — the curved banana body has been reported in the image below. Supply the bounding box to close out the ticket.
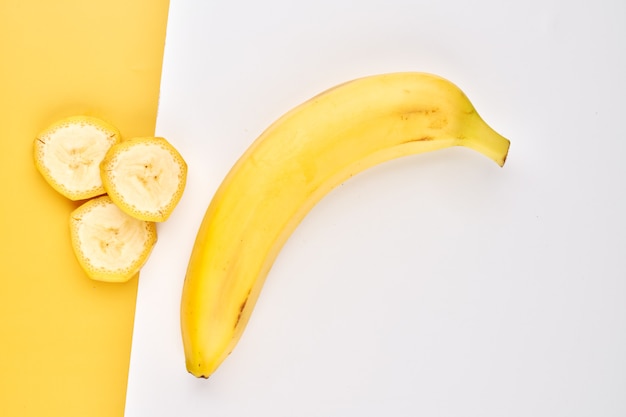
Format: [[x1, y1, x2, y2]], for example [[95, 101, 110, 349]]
[[181, 72, 510, 378]]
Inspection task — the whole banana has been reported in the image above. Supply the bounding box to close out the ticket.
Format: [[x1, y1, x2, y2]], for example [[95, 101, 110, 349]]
[[181, 72, 510, 378]]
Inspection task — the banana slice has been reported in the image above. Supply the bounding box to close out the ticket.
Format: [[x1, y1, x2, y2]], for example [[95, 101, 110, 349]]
[[34, 115, 121, 200], [100, 137, 187, 222], [69, 195, 157, 282]]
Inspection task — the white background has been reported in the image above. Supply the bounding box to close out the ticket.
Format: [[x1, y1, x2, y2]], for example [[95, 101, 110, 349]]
[[125, 0, 626, 415]]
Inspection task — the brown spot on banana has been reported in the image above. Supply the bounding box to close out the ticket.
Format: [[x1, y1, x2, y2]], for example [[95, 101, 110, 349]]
[[401, 136, 434, 144], [234, 290, 251, 329], [399, 107, 441, 120], [428, 117, 448, 129]]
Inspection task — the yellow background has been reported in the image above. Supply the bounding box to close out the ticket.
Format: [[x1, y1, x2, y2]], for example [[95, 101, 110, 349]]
[[0, 1, 169, 415]]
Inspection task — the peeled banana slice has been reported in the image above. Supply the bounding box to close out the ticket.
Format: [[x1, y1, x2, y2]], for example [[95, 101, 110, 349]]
[[100, 137, 187, 222], [34, 115, 121, 200], [69, 195, 157, 282]]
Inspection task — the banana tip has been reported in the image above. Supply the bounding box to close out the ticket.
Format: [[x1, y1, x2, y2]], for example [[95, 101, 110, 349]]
[[498, 139, 511, 167]]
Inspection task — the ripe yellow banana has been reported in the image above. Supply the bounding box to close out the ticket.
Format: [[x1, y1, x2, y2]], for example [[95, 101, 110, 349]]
[[181, 72, 510, 378]]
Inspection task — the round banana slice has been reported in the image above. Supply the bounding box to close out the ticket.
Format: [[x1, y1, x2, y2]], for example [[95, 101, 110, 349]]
[[34, 115, 121, 200], [100, 137, 187, 222], [69, 195, 157, 283]]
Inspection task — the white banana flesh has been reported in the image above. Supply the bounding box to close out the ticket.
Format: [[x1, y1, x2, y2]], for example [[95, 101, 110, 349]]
[[33, 116, 120, 200], [33, 117, 186, 283], [181, 72, 511, 378], [101, 137, 187, 222], [70, 195, 157, 282]]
